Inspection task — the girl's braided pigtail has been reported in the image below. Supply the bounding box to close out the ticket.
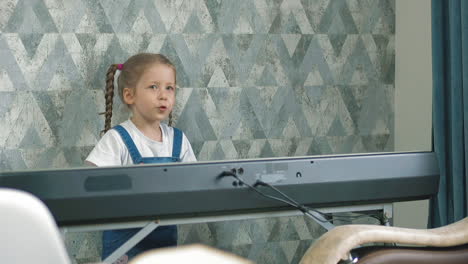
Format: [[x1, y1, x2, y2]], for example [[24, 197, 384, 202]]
[[100, 64, 119, 135]]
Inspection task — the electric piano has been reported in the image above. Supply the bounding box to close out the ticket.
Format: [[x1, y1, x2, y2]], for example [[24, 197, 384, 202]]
[[0, 152, 439, 226]]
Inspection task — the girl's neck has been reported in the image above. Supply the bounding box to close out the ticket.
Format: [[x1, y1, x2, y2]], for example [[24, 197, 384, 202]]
[[130, 116, 162, 142]]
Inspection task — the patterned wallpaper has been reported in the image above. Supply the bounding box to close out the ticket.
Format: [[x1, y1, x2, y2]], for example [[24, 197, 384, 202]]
[[0, 0, 395, 263]]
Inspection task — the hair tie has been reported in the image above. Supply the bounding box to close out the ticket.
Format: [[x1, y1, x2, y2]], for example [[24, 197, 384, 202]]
[[117, 64, 124, 70]]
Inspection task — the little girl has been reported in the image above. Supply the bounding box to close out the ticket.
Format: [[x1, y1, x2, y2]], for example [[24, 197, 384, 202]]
[[86, 53, 196, 263]]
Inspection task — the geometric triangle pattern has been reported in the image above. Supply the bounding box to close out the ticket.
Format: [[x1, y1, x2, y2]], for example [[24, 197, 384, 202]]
[[1, 1, 395, 263]]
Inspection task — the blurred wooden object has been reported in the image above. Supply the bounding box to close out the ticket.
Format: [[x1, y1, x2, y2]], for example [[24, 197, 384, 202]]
[[300, 217, 468, 264]]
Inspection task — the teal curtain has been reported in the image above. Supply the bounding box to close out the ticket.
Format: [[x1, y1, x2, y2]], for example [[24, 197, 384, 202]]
[[429, 0, 468, 227]]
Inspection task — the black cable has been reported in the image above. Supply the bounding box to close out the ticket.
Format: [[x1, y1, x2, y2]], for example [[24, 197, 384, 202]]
[[218, 171, 326, 222], [254, 180, 330, 217], [255, 180, 377, 223], [218, 171, 333, 223], [218, 171, 384, 224], [255, 180, 384, 224], [218, 172, 309, 212]]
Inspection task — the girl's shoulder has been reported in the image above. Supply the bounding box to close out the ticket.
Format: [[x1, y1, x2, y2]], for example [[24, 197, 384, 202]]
[[97, 120, 138, 145], [118, 120, 135, 131], [99, 126, 125, 144], [160, 124, 189, 145], [160, 123, 184, 135]]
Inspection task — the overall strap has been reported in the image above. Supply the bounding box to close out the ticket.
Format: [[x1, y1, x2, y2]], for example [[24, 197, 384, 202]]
[[172, 127, 183, 159], [113, 125, 143, 164]]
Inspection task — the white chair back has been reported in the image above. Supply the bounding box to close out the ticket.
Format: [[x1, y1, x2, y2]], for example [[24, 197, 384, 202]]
[[0, 188, 71, 264]]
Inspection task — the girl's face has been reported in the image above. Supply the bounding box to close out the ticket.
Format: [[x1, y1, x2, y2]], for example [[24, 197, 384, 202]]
[[124, 64, 176, 124]]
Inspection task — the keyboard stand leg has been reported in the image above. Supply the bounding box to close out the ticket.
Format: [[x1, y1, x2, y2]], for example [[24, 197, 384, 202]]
[[383, 204, 393, 226], [103, 221, 159, 263]]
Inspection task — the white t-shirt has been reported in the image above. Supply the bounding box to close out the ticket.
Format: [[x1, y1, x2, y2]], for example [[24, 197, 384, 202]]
[[86, 120, 197, 167]]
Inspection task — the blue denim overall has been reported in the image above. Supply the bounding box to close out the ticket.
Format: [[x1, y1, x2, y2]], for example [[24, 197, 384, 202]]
[[102, 125, 182, 259]]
